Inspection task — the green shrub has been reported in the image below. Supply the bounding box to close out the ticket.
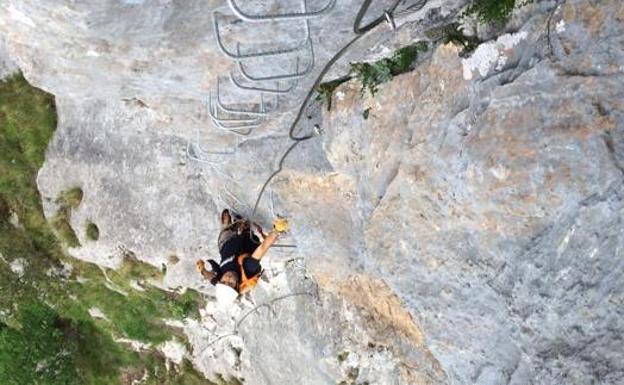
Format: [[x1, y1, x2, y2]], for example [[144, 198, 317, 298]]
[[350, 42, 428, 96], [465, 0, 534, 25], [465, 0, 515, 24]]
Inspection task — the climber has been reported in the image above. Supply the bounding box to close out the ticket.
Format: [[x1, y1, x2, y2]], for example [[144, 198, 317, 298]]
[[196, 209, 289, 299]]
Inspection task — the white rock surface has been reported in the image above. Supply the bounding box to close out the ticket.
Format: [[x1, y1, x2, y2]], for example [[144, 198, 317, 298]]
[[88, 307, 110, 321], [9, 258, 26, 277], [158, 339, 187, 365], [0, 38, 18, 79]]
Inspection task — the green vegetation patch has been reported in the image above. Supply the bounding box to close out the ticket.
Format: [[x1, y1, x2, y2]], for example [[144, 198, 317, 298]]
[[65, 254, 204, 345], [0, 74, 211, 384], [0, 73, 63, 293], [315, 42, 429, 111], [465, 0, 516, 25], [0, 301, 81, 385], [51, 187, 83, 247], [112, 251, 164, 283], [464, 0, 534, 25], [351, 41, 428, 96], [0, 73, 60, 266]]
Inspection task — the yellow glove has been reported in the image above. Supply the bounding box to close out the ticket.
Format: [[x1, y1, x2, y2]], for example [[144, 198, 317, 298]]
[[273, 217, 289, 233]]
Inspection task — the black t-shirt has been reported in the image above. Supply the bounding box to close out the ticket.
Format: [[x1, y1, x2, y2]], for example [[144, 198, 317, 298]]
[[219, 256, 262, 280], [214, 230, 262, 284], [220, 230, 260, 261]]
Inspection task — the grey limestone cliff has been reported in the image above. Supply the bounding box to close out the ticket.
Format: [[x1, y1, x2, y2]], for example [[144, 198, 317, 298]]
[[1, 0, 622, 384]]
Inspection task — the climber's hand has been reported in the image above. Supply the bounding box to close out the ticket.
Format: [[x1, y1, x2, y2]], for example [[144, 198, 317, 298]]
[[273, 217, 289, 233], [196, 260, 205, 272]]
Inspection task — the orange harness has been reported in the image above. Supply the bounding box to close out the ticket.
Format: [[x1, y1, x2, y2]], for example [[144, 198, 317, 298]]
[[236, 254, 263, 294]]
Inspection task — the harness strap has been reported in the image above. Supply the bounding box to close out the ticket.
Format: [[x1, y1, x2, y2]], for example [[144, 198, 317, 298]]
[[236, 254, 263, 294]]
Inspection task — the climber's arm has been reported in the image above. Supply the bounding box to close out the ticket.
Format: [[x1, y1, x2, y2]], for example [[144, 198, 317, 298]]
[[251, 231, 279, 260], [196, 260, 216, 281]]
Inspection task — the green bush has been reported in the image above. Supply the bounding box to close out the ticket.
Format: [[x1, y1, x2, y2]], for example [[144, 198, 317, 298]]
[[51, 213, 81, 247]]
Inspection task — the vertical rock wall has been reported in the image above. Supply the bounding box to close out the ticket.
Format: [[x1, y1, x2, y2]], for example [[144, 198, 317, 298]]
[[1, 0, 623, 384], [311, 0, 624, 383]]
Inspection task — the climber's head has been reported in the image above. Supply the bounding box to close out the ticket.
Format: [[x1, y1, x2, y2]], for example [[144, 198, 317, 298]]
[[219, 270, 239, 291]]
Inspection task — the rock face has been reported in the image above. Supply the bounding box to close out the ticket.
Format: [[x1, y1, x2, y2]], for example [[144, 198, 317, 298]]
[[315, 1, 624, 383], [0, 38, 18, 78], [1, 0, 623, 384]]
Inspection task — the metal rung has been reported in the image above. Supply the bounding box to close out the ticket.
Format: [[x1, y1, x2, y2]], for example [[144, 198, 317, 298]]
[[186, 140, 230, 163], [194, 125, 237, 157], [227, 0, 335, 22], [208, 93, 263, 124], [209, 116, 257, 136], [210, 103, 263, 133], [215, 77, 270, 116], [229, 72, 298, 94], [213, 11, 311, 60], [237, 42, 315, 82]]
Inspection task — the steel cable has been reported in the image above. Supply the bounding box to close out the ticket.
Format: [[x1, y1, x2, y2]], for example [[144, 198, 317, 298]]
[[250, 0, 411, 223]]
